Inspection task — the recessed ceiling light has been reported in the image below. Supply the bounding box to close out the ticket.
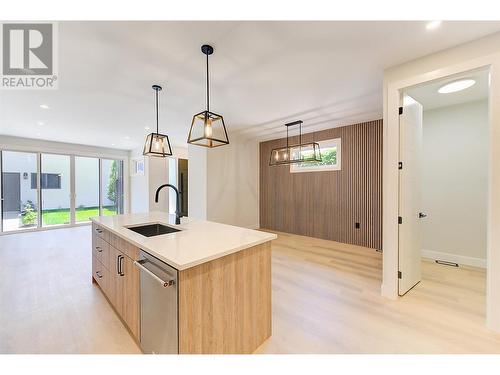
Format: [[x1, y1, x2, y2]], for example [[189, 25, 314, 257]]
[[37, 121, 44, 126], [111, 143, 116, 146], [144, 126, 150, 130], [438, 79, 476, 94], [39, 104, 49, 109], [426, 21, 442, 30]]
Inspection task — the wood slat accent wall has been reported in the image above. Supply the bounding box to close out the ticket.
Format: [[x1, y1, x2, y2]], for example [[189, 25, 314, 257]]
[[259, 119, 383, 250]]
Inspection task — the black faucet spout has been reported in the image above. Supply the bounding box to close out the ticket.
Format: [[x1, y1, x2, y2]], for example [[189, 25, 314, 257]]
[[155, 184, 182, 225]]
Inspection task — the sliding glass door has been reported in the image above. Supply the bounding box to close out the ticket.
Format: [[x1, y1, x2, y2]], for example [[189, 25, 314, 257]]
[[1, 151, 39, 232], [0, 150, 125, 233], [101, 159, 124, 216], [75, 156, 100, 222], [41, 153, 71, 227]]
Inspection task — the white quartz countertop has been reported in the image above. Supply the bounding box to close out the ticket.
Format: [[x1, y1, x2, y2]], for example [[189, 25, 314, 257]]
[[90, 212, 277, 270]]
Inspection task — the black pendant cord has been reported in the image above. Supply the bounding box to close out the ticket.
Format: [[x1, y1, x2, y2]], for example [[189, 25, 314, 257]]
[[155, 88, 159, 134], [286, 126, 289, 150], [206, 51, 210, 113]]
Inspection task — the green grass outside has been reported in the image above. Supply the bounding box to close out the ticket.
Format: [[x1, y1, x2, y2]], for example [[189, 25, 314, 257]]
[[41, 206, 117, 225]]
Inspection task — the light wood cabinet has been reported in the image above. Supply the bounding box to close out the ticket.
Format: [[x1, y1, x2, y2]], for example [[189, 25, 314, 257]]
[[121, 254, 140, 338], [91, 222, 272, 354], [91, 223, 140, 342]]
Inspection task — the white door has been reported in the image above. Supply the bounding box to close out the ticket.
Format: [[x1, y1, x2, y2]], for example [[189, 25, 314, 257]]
[[398, 95, 423, 296]]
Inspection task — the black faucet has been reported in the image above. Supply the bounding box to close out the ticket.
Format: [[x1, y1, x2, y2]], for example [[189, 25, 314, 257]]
[[155, 184, 182, 225]]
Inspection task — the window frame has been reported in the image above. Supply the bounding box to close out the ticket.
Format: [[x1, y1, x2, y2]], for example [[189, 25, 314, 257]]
[[0, 148, 127, 234], [31, 172, 62, 189], [290, 137, 342, 173]]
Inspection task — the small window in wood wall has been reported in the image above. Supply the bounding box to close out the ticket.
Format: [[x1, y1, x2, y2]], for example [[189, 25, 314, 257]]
[[290, 138, 341, 173]]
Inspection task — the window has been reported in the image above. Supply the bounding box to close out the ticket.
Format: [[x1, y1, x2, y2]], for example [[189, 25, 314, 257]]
[[31, 173, 62, 189], [290, 138, 341, 173], [1, 151, 38, 232], [41, 154, 70, 226], [75, 157, 99, 223], [0, 149, 126, 233], [101, 159, 124, 216]]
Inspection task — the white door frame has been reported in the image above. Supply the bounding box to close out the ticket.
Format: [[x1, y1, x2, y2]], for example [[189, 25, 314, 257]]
[[382, 52, 500, 332]]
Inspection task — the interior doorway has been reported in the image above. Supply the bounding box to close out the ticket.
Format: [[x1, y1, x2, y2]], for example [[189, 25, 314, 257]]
[[398, 68, 489, 296]]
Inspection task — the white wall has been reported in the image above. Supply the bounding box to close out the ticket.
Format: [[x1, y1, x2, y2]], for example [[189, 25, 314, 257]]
[[421, 100, 488, 264], [206, 136, 260, 229], [148, 156, 169, 212], [185, 136, 259, 228], [187, 145, 207, 220], [129, 146, 188, 214]]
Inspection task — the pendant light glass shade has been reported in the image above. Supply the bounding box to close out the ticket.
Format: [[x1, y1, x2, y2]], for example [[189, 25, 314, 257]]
[[269, 120, 322, 166], [188, 110, 228, 148], [143, 84, 173, 157], [143, 132, 172, 157], [188, 44, 229, 148], [269, 142, 322, 166]]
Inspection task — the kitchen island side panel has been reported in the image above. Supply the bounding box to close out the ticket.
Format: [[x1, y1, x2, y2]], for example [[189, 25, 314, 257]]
[[178, 241, 272, 354]]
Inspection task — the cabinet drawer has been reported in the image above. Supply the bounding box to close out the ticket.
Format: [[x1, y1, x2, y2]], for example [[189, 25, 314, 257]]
[[109, 232, 140, 260], [92, 256, 109, 293], [93, 223, 110, 243], [93, 237, 110, 270]]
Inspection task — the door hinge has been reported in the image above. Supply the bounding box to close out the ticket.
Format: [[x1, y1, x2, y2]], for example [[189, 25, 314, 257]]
[[399, 106, 403, 115], [398, 271, 402, 279], [398, 216, 402, 224], [398, 162, 403, 170]]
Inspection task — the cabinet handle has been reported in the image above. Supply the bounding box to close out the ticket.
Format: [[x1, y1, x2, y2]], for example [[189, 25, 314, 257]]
[[95, 246, 102, 252], [119, 255, 125, 276], [116, 255, 120, 275], [95, 271, 103, 279], [95, 228, 103, 234]]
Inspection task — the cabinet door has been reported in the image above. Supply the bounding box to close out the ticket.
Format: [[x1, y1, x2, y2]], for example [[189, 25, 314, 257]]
[[108, 246, 123, 315], [121, 254, 140, 339]]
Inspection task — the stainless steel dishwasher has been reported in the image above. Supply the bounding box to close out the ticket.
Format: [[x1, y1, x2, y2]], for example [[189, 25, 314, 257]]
[[134, 250, 178, 354]]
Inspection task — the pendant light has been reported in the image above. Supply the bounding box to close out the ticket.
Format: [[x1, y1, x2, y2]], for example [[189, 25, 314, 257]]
[[269, 120, 322, 166], [187, 44, 229, 148], [143, 84, 173, 157]]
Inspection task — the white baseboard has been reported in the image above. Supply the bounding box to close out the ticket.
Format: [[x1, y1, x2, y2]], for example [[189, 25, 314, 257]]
[[421, 249, 486, 268]]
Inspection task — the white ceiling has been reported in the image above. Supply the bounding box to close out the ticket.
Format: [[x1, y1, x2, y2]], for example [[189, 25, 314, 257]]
[[405, 69, 489, 110], [1, 21, 500, 150]]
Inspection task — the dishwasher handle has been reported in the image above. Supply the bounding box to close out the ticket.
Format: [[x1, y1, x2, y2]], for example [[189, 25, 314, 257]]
[[134, 259, 176, 288]]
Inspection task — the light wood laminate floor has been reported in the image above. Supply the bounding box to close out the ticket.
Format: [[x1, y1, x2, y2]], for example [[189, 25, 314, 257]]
[[1, 226, 499, 353]]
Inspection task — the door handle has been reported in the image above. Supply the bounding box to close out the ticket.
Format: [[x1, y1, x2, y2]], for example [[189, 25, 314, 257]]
[[418, 212, 427, 219], [95, 246, 102, 252]]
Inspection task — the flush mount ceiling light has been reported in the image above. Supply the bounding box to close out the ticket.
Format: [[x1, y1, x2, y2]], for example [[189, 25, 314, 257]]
[[426, 21, 442, 30], [269, 120, 322, 166], [438, 79, 476, 94], [187, 44, 229, 148], [143, 84, 173, 157]]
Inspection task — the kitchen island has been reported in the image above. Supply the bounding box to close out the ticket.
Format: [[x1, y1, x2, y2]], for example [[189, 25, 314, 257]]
[[90, 212, 276, 354]]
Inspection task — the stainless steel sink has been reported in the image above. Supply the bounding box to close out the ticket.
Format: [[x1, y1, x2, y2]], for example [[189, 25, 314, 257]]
[[126, 223, 181, 237]]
